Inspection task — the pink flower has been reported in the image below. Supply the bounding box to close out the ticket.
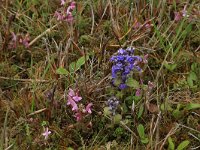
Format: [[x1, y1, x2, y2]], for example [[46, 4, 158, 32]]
[[65, 2, 76, 22], [136, 88, 141, 96], [133, 21, 141, 29], [174, 12, 182, 21], [66, 13, 74, 22], [61, 0, 66, 5], [74, 112, 82, 121], [54, 11, 64, 21], [148, 81, 154, 90], [68, 88, 82, 102], [174, 8, 189, 22], [73, 95, 82, 102], [67, 88, 82, 111], [55, 1, 76, 23], [143, 54, 148, 64], [42, 127, 51, 140], [10, 32, 17, 48], [68, 88, 75, 96], [67, 96, 78, 111], [22, 34, 30, 48], [70, 2, 76, 9], [181, 10, 189, 17], [86, 103, 93, 114]]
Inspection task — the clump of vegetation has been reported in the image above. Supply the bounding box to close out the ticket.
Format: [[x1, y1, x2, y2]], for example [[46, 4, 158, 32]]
[[0, 0, 200, 149]]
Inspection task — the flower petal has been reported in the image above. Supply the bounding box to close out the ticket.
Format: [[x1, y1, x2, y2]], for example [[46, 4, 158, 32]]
[[86, 103, 93, 114]]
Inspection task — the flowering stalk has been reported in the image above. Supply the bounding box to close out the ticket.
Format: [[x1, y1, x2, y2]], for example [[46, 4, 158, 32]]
[[106, 97, 119, 115], [9, 32, 30, 49], [67, 88, 92, 121], [54, 1, 76, 23], [110, 47, 142, 89]]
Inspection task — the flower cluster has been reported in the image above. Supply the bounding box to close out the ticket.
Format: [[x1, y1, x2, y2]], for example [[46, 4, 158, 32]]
[[110, 47, 142, 89], [106, 97, 119, 115], [67, 88, 92, 121], [133, 20, 152, 31], [9, 32, 30, 49], [174, 8, 190, 22], [54, 1, 76, 23]]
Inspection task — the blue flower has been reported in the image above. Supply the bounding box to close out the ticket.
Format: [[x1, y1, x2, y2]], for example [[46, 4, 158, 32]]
[[119, 83, 127, 89], [118, 48, 127, 55], [106, 98, 119, 115], [126, 47, 135, 54], [110, 47, 142, 89], [112, 64, 123, 78]]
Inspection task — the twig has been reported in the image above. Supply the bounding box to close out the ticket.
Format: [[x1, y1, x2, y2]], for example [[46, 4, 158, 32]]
[[150, 114, 155, 149], [177, 123, 200, 134], [119, 18, 155, 40], [89, 0, 94, 35], [29, 24, 58, 47], [5, 143, 14, 150], [188, 132, 200, 141], [154, 111, 161, 150], [3, 107, 9, 149], [191, 112, 200, 117], [27, 108, 47, 117], [191, 145, 200, 150], [0, 76, 51, 83], [159, 124, 179, 150]]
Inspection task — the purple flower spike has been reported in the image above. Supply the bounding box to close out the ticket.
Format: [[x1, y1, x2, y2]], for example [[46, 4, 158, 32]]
[[110, 47, 142, 89]]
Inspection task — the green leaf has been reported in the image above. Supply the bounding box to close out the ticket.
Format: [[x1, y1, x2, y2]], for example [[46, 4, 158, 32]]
[[56, 67, 69, 75], [137, 104, 144, 119], [187, 71, 197, 87], [185, 103, 200, 110], [69, 62, 76, 73], [168, 137, 175, 150], [161, 103, 173, 112], [164, 61, 177, 72], [189, 72, 197, 80], [126, 78, 139, 89], [172, 104, 184, 118], [76, 55, 89, 69], [113, 78, 122, 86], [137, 124, 145, 138], [191, 63, 197, 71], [141, 137, 149, 144], [69, 55, 89, 73], [176, 140, 190, 150], [172, 109, 182, 119], [116, 91, 123, 99], [113, 114, 122, 124], [67, 147, 74, 150], [103, 107, 111, 116]]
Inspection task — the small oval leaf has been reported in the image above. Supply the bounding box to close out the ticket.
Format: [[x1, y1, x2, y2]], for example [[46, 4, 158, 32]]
[[56, 67, 69, 75], [176, 140, 190, 150]]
